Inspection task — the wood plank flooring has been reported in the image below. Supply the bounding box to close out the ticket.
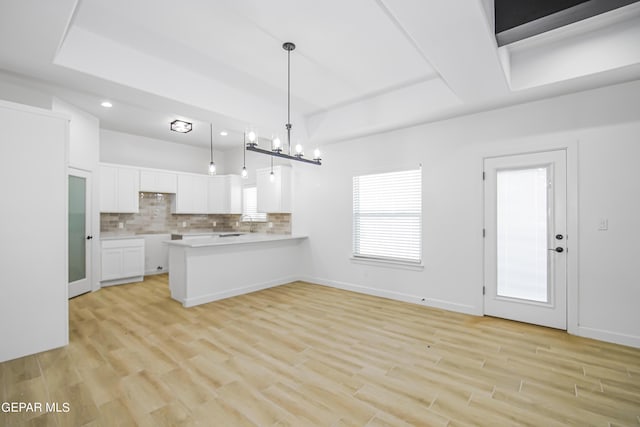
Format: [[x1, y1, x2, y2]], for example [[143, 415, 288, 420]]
[[1, 274, 639, 426]]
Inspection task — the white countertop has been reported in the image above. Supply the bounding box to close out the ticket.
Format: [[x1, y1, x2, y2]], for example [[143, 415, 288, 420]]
[[165, 233, 307, 248], [100, 234, 146, 241]]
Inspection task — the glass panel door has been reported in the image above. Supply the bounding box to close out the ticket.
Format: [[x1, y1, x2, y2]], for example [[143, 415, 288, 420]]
[[496, 167, 549, 302], [69, 175, 86, 283], [484, 150, 567, 330]]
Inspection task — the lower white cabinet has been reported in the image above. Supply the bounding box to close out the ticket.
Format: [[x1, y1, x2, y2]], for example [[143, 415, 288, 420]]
[[101, 238, 145, 285]]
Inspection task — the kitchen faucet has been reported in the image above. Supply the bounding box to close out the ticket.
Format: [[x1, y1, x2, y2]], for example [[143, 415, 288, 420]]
[[240, 214, 256, 233]]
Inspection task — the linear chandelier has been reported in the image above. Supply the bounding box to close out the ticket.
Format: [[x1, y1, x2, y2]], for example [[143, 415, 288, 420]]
[[246, 42, 322, 166]]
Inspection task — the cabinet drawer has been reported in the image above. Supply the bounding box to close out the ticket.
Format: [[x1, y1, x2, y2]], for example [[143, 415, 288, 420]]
[[101, 238, 144, 249]]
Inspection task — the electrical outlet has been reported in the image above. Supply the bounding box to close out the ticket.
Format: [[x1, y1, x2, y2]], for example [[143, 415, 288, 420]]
[[118, 222, 124, 229]]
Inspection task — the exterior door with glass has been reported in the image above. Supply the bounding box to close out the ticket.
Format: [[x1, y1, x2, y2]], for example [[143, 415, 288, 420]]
[[69, 169, 92, 298], [484, 150, 567, 329]]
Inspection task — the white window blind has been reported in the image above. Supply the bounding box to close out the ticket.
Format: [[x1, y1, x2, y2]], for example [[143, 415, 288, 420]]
[[242, 186, 267, 222], [353, 168, 422, 263]]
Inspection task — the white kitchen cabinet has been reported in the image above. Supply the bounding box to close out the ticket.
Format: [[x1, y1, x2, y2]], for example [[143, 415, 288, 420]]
[[101, 238, 145, 285], [172, 173, 208, 214], [139, 170, 177, 193], [256, 165, 292, 213], [100, 165, 139, 213], [208, 175, 242, 214]]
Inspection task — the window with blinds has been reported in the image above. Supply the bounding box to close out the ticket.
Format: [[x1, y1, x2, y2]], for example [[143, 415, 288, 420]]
[[242, 186, 267, 222], [353, 168, 422, 263]]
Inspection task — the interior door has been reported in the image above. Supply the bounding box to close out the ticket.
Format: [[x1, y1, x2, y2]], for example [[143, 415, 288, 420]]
[[69, 169, 92, 298], [484, 150, 567, 329]]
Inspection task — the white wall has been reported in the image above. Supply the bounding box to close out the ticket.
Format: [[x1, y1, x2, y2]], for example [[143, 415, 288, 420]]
[[294, 79, 640, 348], [52, 99, 101, 291], [100, 129, 226, 174], [0, 72, 52, 109], [0, 100, 68, 362]]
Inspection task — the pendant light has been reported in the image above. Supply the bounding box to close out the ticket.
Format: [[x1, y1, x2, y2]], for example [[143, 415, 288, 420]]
[[241, 132, 248, 179], [208, 123, 216, 175], [245, 42, 322, 166], [269, 155, 275, 183]]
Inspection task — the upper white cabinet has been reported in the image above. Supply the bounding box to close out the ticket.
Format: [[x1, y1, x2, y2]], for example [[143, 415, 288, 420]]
[[256, 165, 292, 213], [139, 170, 177, 193], [100, 165, 139, 213], [172, 173, 208, 214], [208, 175, 242, 214]]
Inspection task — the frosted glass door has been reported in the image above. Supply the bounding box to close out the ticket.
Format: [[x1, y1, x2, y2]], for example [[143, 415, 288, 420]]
[[484, 150, 567, 330], [69, 175, 86, 283], [69, 169, 92, 298]]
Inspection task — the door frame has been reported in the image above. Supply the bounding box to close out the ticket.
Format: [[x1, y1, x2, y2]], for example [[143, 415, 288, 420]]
[[68, 167, 93, 298], [481, 141, 579, 334]]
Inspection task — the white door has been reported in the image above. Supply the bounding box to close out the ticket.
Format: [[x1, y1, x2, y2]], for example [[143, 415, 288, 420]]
[[484, 150, 567, 329], [69, 169, 92, 298]]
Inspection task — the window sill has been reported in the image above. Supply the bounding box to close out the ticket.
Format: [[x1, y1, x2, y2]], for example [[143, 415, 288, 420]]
[[350, 256, 424, 271]]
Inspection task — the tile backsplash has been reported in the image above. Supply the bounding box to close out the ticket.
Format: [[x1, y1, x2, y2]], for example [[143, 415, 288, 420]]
[[101, 192, 291, 235]]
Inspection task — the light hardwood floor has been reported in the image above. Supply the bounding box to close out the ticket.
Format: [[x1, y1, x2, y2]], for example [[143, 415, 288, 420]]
[[1, 275, 639, 426]]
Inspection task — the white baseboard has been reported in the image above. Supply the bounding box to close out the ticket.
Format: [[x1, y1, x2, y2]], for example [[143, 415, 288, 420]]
[[300, 276, 480, 316], [576, 326, 640, 349], [183, 276, 300, 308]]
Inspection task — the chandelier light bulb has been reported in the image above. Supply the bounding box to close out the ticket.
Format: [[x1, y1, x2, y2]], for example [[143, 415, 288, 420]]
[[248, 130, 256, 143], [208, 161, 216, 176], [313, 148, 321, 160], [295, 144, 303, 154], [272, 137, 281, 151], [241, 166, 248, 178], [269, 171, 275, 182]]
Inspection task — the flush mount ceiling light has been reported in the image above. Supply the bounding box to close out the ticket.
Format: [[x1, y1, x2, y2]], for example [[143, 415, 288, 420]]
[[100, 101, 113, 108], [245, 42, 321, 166], [220, 130, 228, 136], [170, 119, 192, 133]]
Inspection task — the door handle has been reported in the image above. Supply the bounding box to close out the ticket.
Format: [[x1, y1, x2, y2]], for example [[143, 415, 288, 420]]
[[548, 247, 564, 253], [86, 235, 93, 240]]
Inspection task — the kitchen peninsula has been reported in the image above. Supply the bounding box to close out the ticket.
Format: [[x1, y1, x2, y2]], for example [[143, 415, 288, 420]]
[[166, 233, 307, 307]]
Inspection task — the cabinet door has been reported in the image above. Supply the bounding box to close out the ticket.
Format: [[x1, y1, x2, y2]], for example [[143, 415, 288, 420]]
[[174, 174, 193, 213], [174, 174, 208, 214], [101, 248, 123, 280], [228, 175, 242, 214], [256, 168, 279, 213], [192, 176, 209, 214], [117, 168, 139, 213], [122, 247, 144, 278], [99, 166, 118, 212], [208, 176, 227, 214], [256, 166, 291, 213], [140, 171, 177, 193]]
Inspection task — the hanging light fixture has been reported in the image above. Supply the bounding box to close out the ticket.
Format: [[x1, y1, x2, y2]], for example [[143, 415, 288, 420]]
[[241, 132, 248, 179], [245, 42, 322, 166], [208, 123, 216, 175], [269, 156, 275, 182]]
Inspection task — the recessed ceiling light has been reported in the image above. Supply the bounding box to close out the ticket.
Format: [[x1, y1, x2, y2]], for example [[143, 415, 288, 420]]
[[101, 101, 113, 108], [220, 131, 228, 136], [170, 119, 192, 133]]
